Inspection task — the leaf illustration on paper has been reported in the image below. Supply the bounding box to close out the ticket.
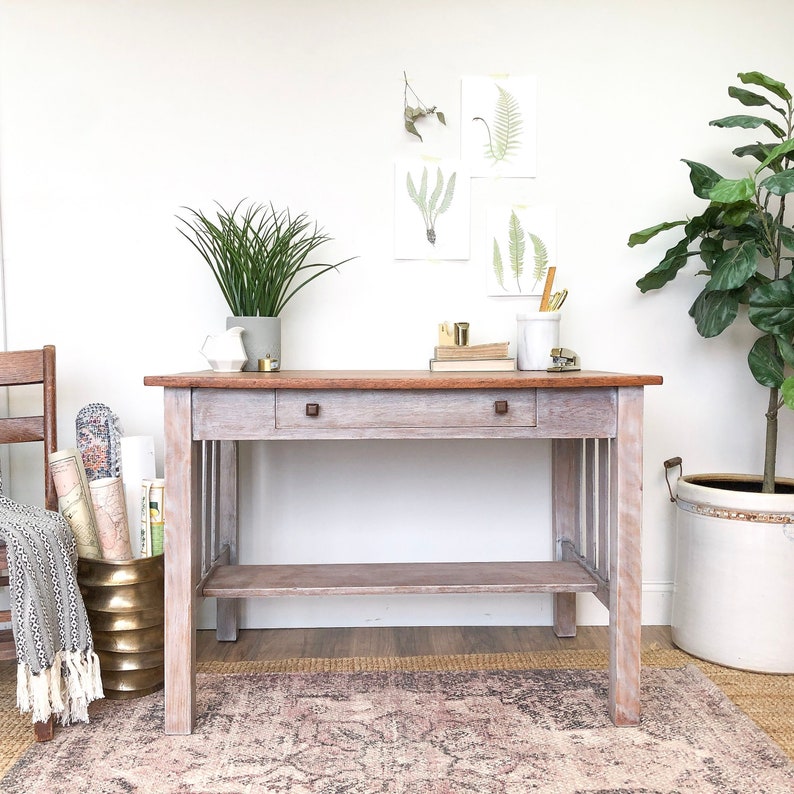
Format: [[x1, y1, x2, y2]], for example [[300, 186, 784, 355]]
[[508, 210, 525, 291], [406, 166, 457, 245], [530, 233, 549, 289], [492, 238, 506, 290], [473, 85, 523, 164]]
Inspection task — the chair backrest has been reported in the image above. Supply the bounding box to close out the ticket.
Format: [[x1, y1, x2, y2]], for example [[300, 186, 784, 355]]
[[0, 346, 57, 510]]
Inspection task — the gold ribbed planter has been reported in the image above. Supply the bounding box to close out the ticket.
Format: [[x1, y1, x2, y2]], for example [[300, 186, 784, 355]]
[[78, 554, 164, 699]]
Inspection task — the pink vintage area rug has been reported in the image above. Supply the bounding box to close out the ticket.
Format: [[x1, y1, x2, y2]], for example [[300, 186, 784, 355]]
[[2, 665, 792, 793]]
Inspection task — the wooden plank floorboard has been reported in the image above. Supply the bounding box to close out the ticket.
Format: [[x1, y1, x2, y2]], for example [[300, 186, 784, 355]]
[[196, 625, 674, 662]]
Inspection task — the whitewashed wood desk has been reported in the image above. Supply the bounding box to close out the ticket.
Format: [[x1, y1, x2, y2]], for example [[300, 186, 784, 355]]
[[143, 369, 662, 734]]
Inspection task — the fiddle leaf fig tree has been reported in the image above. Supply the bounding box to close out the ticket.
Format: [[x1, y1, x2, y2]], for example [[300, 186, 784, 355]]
[[629, 71, 794, 493]]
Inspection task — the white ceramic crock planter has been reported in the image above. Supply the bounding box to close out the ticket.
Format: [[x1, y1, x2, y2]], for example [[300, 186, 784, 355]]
[[671, 474, 794, 673], [227, 316, 281, 372]]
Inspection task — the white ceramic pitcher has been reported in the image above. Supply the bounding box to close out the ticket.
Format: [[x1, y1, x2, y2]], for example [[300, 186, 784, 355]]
[[200, 326, 247, 372]]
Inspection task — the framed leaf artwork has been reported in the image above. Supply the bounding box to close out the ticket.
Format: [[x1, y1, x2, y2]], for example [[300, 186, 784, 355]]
[[461, 76, 537, 178], [394, 159, 471, 260], [486, 205, 556, 296]]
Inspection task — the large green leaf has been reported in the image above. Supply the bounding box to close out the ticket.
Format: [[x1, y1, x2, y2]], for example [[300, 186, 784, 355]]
[[738, 71, 792, 102], [635, 237, 692, 292], [748, 334, 784, 387], [685, 206, 723, 238], [729, 85, 785, 115], [722, 201, 755, 226], [748, 278, 794, 336], [705, 241, 757, 291], [627, 220, 686, 247], [688, 288, 740, 337], [698, 236, 723, 267], [759, 169, 794, 196], [629, 221, 686, 248], [709, 115, 785, 138], [733, 143, 774, 163], [755, 138, 794, 173], [708, 177, 756, 203], [681, 159, 723, 199]]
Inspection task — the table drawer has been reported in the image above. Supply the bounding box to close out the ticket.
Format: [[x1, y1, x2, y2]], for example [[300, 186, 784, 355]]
[[275, 389, 537, 429], [192, 389, 276, 439]]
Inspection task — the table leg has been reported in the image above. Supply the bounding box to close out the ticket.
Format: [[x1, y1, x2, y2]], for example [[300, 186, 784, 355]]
[[164, 388, 201, 734], [551, 438, 580, 638], [216, 440, 239, 641], [608, 386, 643, 726]]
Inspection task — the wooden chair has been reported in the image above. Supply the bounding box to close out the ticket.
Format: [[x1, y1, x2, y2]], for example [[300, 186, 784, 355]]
[[0, 345, 57, 741]]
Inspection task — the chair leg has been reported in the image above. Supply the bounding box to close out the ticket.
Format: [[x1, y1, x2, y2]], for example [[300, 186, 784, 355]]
[[34, 716, 54, 742]]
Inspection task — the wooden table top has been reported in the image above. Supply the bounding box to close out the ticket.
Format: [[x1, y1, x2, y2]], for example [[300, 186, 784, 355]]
[[144, 369, 663, 391]]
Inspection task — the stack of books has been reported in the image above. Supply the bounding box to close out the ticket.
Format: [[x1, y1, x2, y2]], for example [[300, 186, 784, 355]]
[[429, 341, 516, 371]]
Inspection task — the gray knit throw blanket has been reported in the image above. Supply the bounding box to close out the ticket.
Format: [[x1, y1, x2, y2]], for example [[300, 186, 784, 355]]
[[0, 491, 103, 724]]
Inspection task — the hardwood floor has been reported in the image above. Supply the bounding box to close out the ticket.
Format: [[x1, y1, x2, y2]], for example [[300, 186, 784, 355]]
[[196, 625, 675, 662]]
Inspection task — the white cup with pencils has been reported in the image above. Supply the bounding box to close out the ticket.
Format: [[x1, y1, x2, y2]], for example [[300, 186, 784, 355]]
[[516, 311, 561, 370], [517, 267, 565, 370]]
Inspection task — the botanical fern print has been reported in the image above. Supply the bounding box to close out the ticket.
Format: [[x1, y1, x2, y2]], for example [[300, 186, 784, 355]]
[[406, 166, 457, 245], [395, 158, 470, 260], [493, 210, 528, 292], [492, 238, 506, 290], [486, 205, 556, 297], [530, 234, 549, 289], [508, 210, 525, 291], [474, 85, 523, 165]]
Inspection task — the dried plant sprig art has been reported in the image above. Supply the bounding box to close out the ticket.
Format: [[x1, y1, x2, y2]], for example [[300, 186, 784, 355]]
[[403, 71, 446, 142]]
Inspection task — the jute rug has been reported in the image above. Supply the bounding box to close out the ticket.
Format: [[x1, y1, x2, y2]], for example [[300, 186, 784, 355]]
[[2, 650, 793, 793]]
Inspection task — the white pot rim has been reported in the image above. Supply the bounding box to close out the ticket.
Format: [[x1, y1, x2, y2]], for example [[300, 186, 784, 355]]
[[676, 473, 794, 518]]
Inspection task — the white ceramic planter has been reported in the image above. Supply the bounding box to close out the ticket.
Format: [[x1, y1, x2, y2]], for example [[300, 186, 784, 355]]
[[671, 474, 794, 673]]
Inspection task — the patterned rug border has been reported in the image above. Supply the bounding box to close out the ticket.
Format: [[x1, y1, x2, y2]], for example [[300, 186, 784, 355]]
[[3, 662, 793, 793], [3, 647, 794, 780]]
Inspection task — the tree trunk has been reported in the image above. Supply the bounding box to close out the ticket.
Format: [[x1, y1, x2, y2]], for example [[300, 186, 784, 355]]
[[763, 387, 779, 493]]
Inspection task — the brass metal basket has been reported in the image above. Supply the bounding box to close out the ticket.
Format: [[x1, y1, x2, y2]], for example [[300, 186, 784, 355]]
[[77, 554, 164, 699]]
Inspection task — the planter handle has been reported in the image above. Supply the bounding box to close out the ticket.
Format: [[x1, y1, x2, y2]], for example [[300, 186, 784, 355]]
[[663, 457, 683, 502]]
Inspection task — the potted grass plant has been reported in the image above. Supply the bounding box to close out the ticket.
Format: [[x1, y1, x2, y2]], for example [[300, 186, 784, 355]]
[[628, 70, 794, 672], [177, 200, 353, 370]]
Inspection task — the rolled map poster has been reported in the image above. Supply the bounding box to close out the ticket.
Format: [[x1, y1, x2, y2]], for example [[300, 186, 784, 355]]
[[48, 447, 102, 559], [89, 476, 132, 560], [141, 478, 165, 558]]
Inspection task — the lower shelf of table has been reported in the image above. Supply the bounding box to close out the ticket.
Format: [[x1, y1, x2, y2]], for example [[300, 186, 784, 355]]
[[201, 560, 598, 598]]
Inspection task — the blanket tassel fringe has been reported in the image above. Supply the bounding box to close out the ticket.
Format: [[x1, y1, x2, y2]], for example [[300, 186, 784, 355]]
[[17, 649, 104, 725]]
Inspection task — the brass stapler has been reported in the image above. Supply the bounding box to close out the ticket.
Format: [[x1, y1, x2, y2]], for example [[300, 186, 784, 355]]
[[547, 347, 580, 372]]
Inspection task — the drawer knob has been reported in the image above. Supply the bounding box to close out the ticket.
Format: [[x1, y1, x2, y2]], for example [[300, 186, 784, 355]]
[[494, 400, 509, 415], [305, 403, 320, 417]]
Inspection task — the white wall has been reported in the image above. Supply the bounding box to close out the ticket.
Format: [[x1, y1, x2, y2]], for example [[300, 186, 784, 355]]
[[1, 0, 792, 629]]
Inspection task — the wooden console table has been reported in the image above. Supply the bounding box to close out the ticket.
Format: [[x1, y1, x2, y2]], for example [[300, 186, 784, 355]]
[[144, 369, 661, 734]]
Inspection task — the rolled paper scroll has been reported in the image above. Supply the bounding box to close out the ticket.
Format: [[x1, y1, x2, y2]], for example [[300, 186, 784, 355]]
[[119, 436, 156, 558], [141, 478, 165, 558], [76, 402, 123, 481], [89, 477, 132, 560], [48, 448, 102, 559]]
